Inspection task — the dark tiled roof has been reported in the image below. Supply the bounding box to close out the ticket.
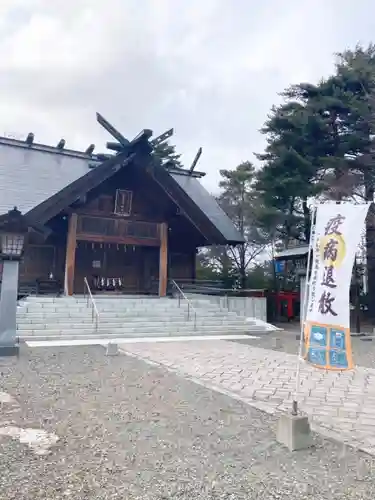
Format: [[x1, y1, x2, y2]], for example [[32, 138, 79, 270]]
[[0, 138, 98, 215], [170, 172, 244, 244]]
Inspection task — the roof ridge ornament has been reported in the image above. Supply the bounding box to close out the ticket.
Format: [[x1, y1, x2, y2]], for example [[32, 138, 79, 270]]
[[96, 112, 153, 158], [189, 147, 202, 174], [151, 129, 174, 147], [96, 112, 130, 149]]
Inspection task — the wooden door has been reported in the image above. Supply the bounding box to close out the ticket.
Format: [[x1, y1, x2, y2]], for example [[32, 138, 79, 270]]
[[104, 245, 140, 292], [74, 243, 105, 294], [74, 243, 143, 294], [140, 247, 159, 293]]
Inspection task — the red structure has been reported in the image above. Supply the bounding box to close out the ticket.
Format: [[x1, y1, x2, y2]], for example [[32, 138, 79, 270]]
[[273, 291, 299, 321]]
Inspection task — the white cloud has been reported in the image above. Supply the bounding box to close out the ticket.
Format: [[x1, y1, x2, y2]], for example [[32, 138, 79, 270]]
[[0, 1, 374, 190]]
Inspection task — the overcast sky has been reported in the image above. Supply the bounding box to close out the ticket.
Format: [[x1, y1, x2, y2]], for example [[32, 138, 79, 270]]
[[0, 0, 374, 192]]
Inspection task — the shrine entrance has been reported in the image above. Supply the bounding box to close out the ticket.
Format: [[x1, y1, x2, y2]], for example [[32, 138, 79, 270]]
[[64, 214, 168, 297], [73, 242, 160, 295]]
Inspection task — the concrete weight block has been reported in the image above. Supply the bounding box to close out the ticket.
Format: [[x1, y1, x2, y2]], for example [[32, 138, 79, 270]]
[[276, 413, 313, 451]]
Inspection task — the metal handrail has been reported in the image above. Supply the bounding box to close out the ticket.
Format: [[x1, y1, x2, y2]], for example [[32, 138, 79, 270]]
[[83, 277, 99, 331], [170, 279, 197, 330]]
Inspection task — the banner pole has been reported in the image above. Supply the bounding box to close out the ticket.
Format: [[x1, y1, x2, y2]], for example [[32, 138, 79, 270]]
[[292, 205, 317, 416]]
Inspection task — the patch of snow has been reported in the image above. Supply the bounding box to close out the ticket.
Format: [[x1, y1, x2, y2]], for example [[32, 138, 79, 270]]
[[17, 301, 29, 309], [0, 426, 59, 455], [245, 317, 283, 331], [0, 391, 14, 403]]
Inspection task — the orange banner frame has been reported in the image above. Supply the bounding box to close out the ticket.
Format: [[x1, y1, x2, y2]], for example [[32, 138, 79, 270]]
[[303, 320, 353, 371]]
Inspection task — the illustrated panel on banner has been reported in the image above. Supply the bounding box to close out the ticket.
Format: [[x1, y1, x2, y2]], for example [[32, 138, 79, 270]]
[[303, 202, 370, 371], [305, 322, 352, 370]]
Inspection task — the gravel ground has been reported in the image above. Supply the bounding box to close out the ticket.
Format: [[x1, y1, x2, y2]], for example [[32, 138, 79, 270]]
[[237, 324, 375, 369], [0, 346, 375, 499]]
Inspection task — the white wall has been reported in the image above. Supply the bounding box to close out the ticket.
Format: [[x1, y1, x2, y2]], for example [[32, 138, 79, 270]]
[[189, 294, 267, 322]]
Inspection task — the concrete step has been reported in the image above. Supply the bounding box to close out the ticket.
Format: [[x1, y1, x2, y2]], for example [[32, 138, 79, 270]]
[[17, 310, 225, 319], [18, 325, 258, 341], [23, 295, 210, 303], [19, 304, 184, 311], [16, 295, 274, 342], [17, 320, 242, 329], [20, 330, 256, 342], [18, 309, 202, 317], [18, 323, 256, 336], [20, 300, 184, 307], [21, 298, 215, 308], [21, 297, 213, 304], [17, 316, 247, 328], [24, 295, 163, 301], [18, 302, 219, 311], [16, 311, 239, 321], [16, 318, 247, 330]]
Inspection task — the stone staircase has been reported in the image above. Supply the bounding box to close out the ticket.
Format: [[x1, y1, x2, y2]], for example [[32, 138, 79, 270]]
[[16, 295, 276, 341]]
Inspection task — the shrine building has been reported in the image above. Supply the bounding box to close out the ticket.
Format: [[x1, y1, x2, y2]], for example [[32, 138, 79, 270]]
[[0, 115, 244, 296]]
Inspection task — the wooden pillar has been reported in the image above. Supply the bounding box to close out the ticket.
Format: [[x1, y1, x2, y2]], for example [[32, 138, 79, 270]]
[[64, 213, 78, 296], [158, 223, 168, 297], [192, 249, 197, 283]]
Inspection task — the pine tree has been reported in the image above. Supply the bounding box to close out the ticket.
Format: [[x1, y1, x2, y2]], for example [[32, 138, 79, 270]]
[[255, 98, 324, 244], [332, 45, 375, 321], [153, 141, 182, 168], [256, 43, 375, 320]]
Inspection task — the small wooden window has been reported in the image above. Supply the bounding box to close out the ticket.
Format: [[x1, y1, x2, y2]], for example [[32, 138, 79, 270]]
[[114, 189, 133, 216]]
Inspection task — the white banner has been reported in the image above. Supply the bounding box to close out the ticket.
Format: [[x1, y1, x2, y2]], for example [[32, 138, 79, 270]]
[[306, 202, 370, 328]]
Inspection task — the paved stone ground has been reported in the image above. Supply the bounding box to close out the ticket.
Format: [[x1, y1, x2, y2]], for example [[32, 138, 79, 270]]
[[1, 346, 375, 499], [121, 339, 375, 456], [248, 323, 375, 369]]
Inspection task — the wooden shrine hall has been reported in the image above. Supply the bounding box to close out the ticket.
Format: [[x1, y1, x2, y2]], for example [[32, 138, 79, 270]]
[[0, 114, 244, 296]]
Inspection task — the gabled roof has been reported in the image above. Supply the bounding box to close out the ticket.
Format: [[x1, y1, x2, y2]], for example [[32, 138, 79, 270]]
[[146, 164, 244, 244], [0, 134, 244, 245], [170, 171, 243, 244]]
